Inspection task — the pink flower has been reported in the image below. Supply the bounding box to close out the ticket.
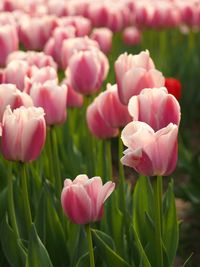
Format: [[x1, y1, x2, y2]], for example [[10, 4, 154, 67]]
[[128, 87, 181, 131], [1, 106, 46, 162], [0, 24, 18, 67], [87, 99, 119, 139], [29, 81, 67, 126], [0, 84, 33, 122], [61, 174, 115, 224], [67, 49, 109, 95], [3, 60, 30, 91], [61, 36, 99, 70], [97, 83, 131, 128], [115, 51, 164, 105], [121, 121, 178, 176], [122, 26, 141, 46], [90, 27, 113, 54], [44, 26, 76, 67], [61, 78, 83, 108]]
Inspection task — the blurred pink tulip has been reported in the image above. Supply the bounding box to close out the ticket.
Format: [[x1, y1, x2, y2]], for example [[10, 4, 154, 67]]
[[122, 26, 141, 46], [29, 81, 67, 126], [87, 99, 119, 139], [19, 15, 57, 50], [128, 87, 181, 131], [1, 106, 46, 162], [61, 36, 99, 70], [90, 27, 113, 54], [0, 84, 33, 121], [44, 26, 76, 67], [61, 78, 83, 108], [97, 83, 131, 128], [0, 24, 18, 67], [3, 60, 30, 91], [121, 121, 178, 176], [47, 0, 75, 17], [115, 51, 164, 104], [61, 174, 115, 224], [67, 49, 109, 95], [58, 16, 91, 37]]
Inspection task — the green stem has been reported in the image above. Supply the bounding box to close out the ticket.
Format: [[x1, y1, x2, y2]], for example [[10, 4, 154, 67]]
[[50, 127, 62, 193], [7, 162, 19, 237], [20, 163, 32, 232], [106, 140, 112, 179], [85, 224, 95, 267], [153, 175, 163, 267], [118, 135, 126, 214]]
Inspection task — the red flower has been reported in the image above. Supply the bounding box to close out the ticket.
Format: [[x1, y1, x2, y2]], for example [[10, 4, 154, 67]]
[[165, 77, 182, 100]]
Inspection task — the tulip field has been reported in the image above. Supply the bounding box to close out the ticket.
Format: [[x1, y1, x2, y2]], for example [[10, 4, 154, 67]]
[[0, 0, 200, 267]]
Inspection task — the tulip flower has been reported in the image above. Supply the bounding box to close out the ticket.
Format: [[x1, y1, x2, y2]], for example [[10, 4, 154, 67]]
[[87, 99, 119, 139], [121, 121, 178, 176], [0, 84, 33, 122], [115, 51, 164, 105], [90, 27, 113, 54], [128, 87, 181, 131], [0, 24, 18, 67], [164, 77, 182, 101], [61, 174, 115, 224], [29, 81, 67, 126], [67, 49, 109, 95], [97, 83, 131, 128], [1, 106, 46, 162]]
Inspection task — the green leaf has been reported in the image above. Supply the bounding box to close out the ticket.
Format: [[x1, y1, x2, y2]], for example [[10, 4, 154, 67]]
[[92, 229, 130, 267], [75, 252, 90, 267], [163, 181, 179, 265], [1, 215, 26, 267], [92, 229, 115, 250], [132, 226, 151, 267], [26, 224, 53, 267], [133, 176, 154, 247]]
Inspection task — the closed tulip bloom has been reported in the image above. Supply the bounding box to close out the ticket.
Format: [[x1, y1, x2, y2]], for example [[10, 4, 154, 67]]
[[97, 83, 131, 128], [61, 174, 115, 224], [115, 51, 164, 105], [3, 60, 30, 91], [61, 36, 99, 70], [67, 49, 109, 95], [29, 81, 67, 126], [90, 27, 113, 54], [0, 24, 18, 67], [0, 84, 33, 121], [87, 100, 119, 139], [128, 87, 181, 131], [121, 121, 178, 176], [122, 26, 141, 46], [1, 106, 46, 162]]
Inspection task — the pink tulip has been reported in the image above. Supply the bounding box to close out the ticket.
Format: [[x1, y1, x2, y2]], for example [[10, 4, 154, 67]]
[[122, 26, 141, 46], [29, 81, 67, 126], [61, 36, 99, 70], [58, 16, 91, 37], [19, 15, 57, 50], [67, 49, 109, 95], [3, 60, 30, 91], [44, 26, 76, 67], [61, 174, 115, 224], [0, 84, 33, 121], [115, 51, 164, 105], [1, 105, 46, 162], [0, 24, 18, 67], [128, 87, 181, 131], [90, 27, 113, 54], [121, 121, 178, 176], [47, 0, 75, 17], [97, 83, 131, 128], [7, 51, 57, 70], [24, 66, 58, 94], [87, 99, 119, 139], [61, 78, 83, 108]]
